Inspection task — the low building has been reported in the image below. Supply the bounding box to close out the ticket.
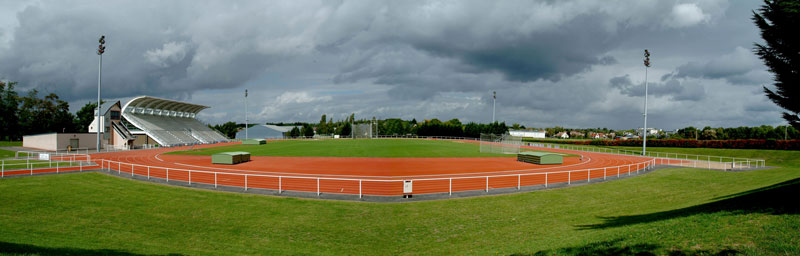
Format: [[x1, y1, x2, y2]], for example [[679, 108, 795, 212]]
[[555, 132, 569, 139], [509, 130, 546, 139], [23, 133, 102, 151]]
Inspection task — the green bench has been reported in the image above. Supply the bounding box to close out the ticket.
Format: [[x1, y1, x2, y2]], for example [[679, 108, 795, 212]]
[[242, 139, 266, 145], [212, 151, 251, 165], [517, 151, 563, 165]]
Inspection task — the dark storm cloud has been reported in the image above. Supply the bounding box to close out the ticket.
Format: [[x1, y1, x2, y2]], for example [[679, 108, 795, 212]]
[[610, 74, 705, 102], [0, 1, 784, 129]]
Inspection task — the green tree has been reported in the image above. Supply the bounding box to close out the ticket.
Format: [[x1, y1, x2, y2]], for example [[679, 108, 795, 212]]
[[302, 124, 315, 137], [0, 81, 20, 140], [289, 127, 301, 138], [75, 101, 103, 132], [211, 121, 238, 139], [753, 0, 800, 129]]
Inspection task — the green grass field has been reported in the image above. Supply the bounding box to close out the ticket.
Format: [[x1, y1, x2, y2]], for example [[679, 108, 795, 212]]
[[169, 139, 578, 158], [0, 141, 22, 147], [1, 147, 798, 255]]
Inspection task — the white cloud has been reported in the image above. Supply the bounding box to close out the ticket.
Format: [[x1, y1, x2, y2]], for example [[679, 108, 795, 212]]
[[665, 3, 710, 28], [144, 41, 190, 67]]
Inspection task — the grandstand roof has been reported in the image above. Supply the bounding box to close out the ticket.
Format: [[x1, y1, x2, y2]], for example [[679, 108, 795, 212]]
[[121, 96, 209, 115]]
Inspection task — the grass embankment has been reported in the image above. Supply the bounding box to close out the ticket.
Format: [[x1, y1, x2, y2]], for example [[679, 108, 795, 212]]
[[169, 139, 578, 158], [1, 148, 798, 255]]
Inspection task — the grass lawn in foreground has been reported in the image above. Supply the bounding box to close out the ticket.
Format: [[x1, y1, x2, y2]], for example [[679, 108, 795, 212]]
[[0, 148, 798, 255], [169, 139, 578, 158]]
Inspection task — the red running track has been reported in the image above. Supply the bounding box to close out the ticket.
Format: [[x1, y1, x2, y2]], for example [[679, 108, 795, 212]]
[[82, 140, 664, 196]]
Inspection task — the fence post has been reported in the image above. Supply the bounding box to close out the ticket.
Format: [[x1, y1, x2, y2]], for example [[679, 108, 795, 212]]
[[29, 158, 32, 175], [2, 160, 4, 177], [214, 172, 217, 188], [132, 164, 134, 176], [118, 162, 121, 174], [485, 176, 489, 192], [279, 176, 282, 193], [245, 175, 248, 191], [316, 178, 319, 196], [359, 180, 362, 198], [587, 169, 590, 183], [189, 171, 191, 186], [603, 167, 606, 180], [517, 174, 521, 190], [568, 171, 571, 185], [449, 178, 452, 196], [166, 168, 169, 182]]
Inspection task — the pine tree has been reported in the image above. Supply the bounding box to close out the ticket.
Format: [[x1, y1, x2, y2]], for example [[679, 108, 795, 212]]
[[753, 0, 800, 129]]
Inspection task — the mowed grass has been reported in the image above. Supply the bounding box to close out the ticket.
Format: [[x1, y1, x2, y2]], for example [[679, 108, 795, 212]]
[[169, 139, 578, 158], [1, 148, 799, 255], [0, 141, 22, 147]]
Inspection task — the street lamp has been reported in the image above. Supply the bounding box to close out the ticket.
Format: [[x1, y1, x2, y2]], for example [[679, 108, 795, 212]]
[[96, 35, 106, 153], [642, 49, 651, 156]]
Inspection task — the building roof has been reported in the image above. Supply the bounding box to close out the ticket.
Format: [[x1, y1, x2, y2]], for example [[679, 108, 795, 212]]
[[121, 96, 209, 115]]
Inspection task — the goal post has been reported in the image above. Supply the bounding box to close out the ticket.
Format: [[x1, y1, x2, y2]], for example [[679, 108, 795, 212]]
[[351, 123, 374, 139], [480, 133, 521, 154]]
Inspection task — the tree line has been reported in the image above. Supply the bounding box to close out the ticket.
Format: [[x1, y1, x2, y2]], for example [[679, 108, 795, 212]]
[[1, 81, 100, 141]]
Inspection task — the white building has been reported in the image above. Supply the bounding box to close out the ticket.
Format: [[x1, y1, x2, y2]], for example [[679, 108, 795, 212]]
[[509, 130, 546, 138]]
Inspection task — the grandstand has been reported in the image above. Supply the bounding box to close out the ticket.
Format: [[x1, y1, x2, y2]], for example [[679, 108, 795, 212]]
[[120, 96, 228, 147]]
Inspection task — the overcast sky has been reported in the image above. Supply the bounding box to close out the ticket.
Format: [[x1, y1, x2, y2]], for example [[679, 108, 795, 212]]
[[0, 0, 783, 130]]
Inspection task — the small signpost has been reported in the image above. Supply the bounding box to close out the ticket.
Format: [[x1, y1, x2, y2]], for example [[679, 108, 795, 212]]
[[403, 180, 413, 198]]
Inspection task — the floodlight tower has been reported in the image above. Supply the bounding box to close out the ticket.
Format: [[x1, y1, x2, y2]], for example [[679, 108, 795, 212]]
[[245, 89, 248, 140], [642, 49, 651, 156], [492, 91, 496, 123], [96, 35, 106, 153]]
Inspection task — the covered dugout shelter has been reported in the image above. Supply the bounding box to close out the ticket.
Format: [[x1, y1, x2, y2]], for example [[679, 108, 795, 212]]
[[121, 96, 229, 147]]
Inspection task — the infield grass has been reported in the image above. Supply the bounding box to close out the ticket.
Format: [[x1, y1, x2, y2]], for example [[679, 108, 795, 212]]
[[168, 139, 578, 158], [0, 148, 798, 255]]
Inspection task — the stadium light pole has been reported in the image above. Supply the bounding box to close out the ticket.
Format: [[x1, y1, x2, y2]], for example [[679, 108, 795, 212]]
[[642, 49, 651, 156], [492, 91, 496, 123], [96, 35, 106, 153], [245, 89, 248, 140]]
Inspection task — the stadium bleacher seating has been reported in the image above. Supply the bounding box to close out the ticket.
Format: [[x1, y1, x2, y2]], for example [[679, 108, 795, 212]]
[[121, 96, 229, 147]]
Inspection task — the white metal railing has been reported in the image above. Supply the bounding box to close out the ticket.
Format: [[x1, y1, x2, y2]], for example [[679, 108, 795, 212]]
[[96, 155, 662, 197], [522, 142, 766, 170], [1, 158, 97, 177]]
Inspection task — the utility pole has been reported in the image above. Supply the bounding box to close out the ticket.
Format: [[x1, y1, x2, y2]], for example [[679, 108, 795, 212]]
[[642, 49, 651, 156], [96, 35, 106, 153], [245, 89, 248, 140], [492, 91, 496, 123]]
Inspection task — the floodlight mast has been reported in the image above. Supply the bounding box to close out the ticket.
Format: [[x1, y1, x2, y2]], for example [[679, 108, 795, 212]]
[[642, 49, 651, 156], [96, 35, 106, 153], [245, 89, 248, 140], [492, 91, 496, 123]]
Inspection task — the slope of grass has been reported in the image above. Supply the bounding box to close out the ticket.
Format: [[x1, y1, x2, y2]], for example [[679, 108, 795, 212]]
[[169, 139, 577, 158], [1, 148, 798, 255]]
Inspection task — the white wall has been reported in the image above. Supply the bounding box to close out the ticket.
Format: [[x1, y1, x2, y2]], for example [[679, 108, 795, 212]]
[[509, 130, 546, 138], [23, 133, 102, 151]]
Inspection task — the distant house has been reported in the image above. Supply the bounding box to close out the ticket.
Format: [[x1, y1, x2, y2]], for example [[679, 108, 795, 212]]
[[569, 131, 585, 138], [555, 132, 569, 139], [509, 130, 546, 139]]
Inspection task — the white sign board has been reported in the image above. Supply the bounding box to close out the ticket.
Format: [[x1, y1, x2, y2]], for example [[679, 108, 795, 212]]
[[39, 153, 50, 161], [403, 180, 413, 194]]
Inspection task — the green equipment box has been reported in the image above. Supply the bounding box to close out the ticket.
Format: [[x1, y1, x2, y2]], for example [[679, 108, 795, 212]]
[[212, 152, 251, 165], [517, 151, 563, 165], [242, 139, 266, 145]]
